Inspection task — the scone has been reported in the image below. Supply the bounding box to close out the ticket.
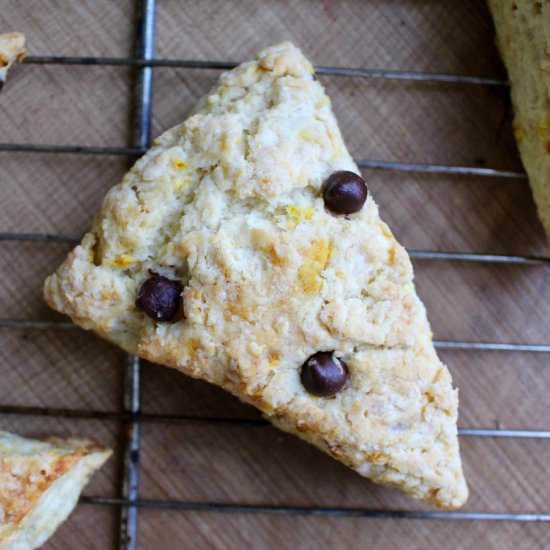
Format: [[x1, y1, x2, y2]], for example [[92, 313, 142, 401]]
[[0, 431, 111, 549], [0, 33, 26, 91], [44, 42, 468, 509], [488, 1, 550, 244]]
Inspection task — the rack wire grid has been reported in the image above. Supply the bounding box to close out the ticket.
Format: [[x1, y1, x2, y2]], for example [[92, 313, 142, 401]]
[[1, 1, 550, 549]]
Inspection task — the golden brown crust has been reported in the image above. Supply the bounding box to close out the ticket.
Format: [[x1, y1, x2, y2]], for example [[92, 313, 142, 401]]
[[0, 33, 26, 88], [0, 432, 111, 549]]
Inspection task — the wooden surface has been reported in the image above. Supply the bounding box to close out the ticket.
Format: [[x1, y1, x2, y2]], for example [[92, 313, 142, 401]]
[[1, 1, 549, 549]]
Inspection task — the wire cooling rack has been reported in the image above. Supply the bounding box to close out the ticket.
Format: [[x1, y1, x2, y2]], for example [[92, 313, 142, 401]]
[[1, 0, 550, 548]]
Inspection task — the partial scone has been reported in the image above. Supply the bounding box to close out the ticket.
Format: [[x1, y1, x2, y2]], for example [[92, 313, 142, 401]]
[[488, 1, 550, 244], [0, 431, 111, 549], [0, 33, 26, 91], [44, 42, 468, 509]]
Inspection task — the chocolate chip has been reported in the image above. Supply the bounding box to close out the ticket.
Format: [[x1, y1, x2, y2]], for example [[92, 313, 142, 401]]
[[322, 171, 368, 215], [136, 274, 183, 322], [300, 351, 348, 397]]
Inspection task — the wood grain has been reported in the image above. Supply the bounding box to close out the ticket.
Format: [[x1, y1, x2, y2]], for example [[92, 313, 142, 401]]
[[1, 1, 549, 549]]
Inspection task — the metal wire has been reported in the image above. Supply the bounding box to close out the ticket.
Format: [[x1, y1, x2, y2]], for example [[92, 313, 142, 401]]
[[0, 142, 526, 179], [0, 403, 549, 439], [408, 250, 550, 265], [79, 498, 550, 522], [1, 2, 549, 544], [0, 232, 78, 243], [0, 143, 143, 156], [355, 159, 526, 179], [23, 54, 508, 86], [118, 2, 156, 548], [120, 355, 142, 550]]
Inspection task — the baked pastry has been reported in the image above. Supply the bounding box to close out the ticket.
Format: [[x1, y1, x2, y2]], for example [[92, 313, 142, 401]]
[[488, 1, 550, 244], [44, 42, 468, 509], [0, 431, 111, 549], [0, 33, 26, 91]]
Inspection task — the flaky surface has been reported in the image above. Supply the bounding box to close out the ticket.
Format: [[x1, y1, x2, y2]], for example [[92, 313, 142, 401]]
[[44, 42, 467, 508], [0, 33, 26, 87], [488, 0, 550, 244], [0, 431, 111, 549]]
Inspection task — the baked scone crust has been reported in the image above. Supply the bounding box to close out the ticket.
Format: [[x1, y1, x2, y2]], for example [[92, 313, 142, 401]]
[[44, 42, 467, 509], [0, 431, 111, 550], [488, 0, 550, 244], [0, 33, 26, 89]]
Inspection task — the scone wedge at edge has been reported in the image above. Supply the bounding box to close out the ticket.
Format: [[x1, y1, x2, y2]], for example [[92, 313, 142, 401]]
[[44, 42, 468, 509], [488, 0, 550, 245], [0, 33, 26, 90], [0, 431, 112, 550]]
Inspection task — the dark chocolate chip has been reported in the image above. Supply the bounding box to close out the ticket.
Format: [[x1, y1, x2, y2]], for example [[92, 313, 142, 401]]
[[300, 351, 348, 397], [322, 171, 368, 215], [136, 273, 183, 322]]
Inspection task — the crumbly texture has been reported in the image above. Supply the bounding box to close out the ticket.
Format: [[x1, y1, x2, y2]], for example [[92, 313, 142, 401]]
[[488, 1, 550, 244], [0, 431, 111, 549], [44, 42, 467, 509], [0, 33, 26, 89]]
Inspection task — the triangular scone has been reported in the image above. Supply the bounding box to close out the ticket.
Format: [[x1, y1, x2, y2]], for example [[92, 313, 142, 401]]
[[0, 432, 111, 549], [0, 33, 26, 91], [488, 1, 550, 246], [44, 42, 468, 509]]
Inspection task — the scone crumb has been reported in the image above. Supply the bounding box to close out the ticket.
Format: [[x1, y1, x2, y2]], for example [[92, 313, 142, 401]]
[[251, 228, 286, 266], [298, 129, 321, 144], [247, 341, 263, 357], [100, 290, 119, 301], [171, 159, 189, 170], [110, 254, 134, 269], [185, 339, 201, 358], [268, 351, 280, 368], [379, 222, 395, 239], [286, 205, 314, 226], [315, 97, 330, 109], [298, 239, 332, 293], [173, 177, 192, 191], [219, 135, 231, 153], [388, 246, 397, 265], [366, 451, 389, 465], [537, 121, 549, 142], [266, 244, 285, 266], [513, 124, 525, 144]]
